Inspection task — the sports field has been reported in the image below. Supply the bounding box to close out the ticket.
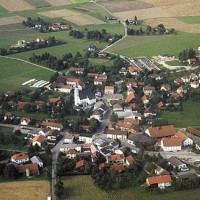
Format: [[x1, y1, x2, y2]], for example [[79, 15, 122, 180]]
[[0, 180, 50, 200]]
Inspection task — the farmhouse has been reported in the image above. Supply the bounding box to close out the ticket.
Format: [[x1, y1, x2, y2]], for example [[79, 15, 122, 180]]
[[106, 130, 128, 140], [79, 134, 94, 143], [160, 137, 182, 152], [190, 81, 199, 88], [41, 120, 63, 131], [175, 130, 193, 146], [32, 135, 46, 147], [18, 163, 39, 176], [66, 148, 77, 159], [186, 126, 200, 137], [143, 86, 155, 96], [47, 130, 60, 141], [167, 156, 189, 171], [146, 175, 172, 189], [58, 85, 72, 94], [145, 125, 175, 139], [64, 134, 74, 144], [69, 67, 84, 74], [106, 154, 124, 165], [20, 117, 31, 126], [104, 86, 115, 94], [11, 153, 29, 165]]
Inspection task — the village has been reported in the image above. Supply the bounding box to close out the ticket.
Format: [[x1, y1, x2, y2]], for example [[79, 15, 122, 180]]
[[0, 44, 200, 196]]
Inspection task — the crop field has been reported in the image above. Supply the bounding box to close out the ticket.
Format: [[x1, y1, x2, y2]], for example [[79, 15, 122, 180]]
[[99, 0, 153, 13], [0, 16, 26, 26], [107, 32, 200, 58], [44, 0, 71, 6], [0, 0, 34, 12], [0, 181, 50, 200], [0, 56, 53, 93], [25, 0, 51, 8], [113, 7, 172, 21], [0, 5, 7, 13], [178, 16, 200, 24], [144, 17, 200, 33]]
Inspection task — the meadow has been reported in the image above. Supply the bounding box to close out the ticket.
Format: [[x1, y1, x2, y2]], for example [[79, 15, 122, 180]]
[[107, 32, 200, 58], [62, 175, 200, 200], [160, 100, 200, 127], [178, 16, 200, 24], [0, 56, 53, 93]]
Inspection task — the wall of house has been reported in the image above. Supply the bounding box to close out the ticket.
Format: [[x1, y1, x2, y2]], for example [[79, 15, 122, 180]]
[[161, 145, 181, 152], [183, 138, 193, 146]]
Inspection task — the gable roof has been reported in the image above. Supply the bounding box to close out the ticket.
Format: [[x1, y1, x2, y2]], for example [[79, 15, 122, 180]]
[[107, 154, 124, 162], [126, 155, 135, 165], [168, 156, 184, 166], [32, 135, 45, 143], [18, 163, 39, 174], [161, 137, 182, 147], [41, 120, 62, 128], [186, 126, 200, 137], [175, 131, 188, 142], [11, 152, 29, 161], [147, 125, 175, 138], [146, 175, 171, 185], [106, 130, 127, 136], [79, 88, 95, 100]]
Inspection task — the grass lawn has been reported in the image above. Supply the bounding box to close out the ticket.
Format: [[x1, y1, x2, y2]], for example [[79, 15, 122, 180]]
[[160, 100, 200, 127], [178, 16, 200, 24], [61, 175, 200, 200], [11, 111, 48, 120], [108, 32, 200, 58], [165, 60, 185, 66], [0, 56, 53, 93]]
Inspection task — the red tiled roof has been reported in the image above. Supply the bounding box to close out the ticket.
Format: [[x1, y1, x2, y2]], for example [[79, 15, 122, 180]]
[[75, 160, 87, 169], [18, 163, 39, 174], [162, 137, 182, 147], [106, 130, 127, 136], [110, 164, 125, 172], [175, 131, 188, 142], [147, 125, 175, 138], [11, 152, 29, 161], [107, 154, 124, 162], [146, 175, 171, 185], [66, 148, 77, 154], [32, 135, 45, 143], [42, 120, 62, 128]]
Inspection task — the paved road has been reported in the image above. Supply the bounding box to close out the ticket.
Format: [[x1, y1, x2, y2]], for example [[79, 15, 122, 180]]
[[51, 131, 68, 200]]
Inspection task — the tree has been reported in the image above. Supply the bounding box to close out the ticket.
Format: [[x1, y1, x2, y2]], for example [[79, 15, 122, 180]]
[[4, 164, 18, 180], [89, 118, 99, 133], [54, 179, 64, 199]]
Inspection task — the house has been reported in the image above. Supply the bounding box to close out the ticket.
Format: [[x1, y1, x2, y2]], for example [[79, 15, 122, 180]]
[[154, 164, 169, 175], [64, 134, 74, 144], [69, 67, 84, 74], [79, 134, 93, 143], [41, 120, 63, 131], [181, 76, 190, 83], [143, 86, 155, 96], [18, 163, 39, 176], [160, 84, 171, 92], [60, 24, 71, 29], [47, 130, 60, 141], [186, 126, 200, 137], [144, 106, 157, 118], [177, 172, 198, 181], [105, 94, 124, 104], [190, 73, 199, 80], [190, 81, 199, 88], [59, 144, 82, 153], [125, 92, 140, 104], [30, 156, 43, 168], [66, 77, 85, 90], [146, 175, 172, 189], [160, 137, 182, 152], [32, 135, 46, 147], [75, 160, 88, 169], [141, 95, 149, 105], [128, 133, 152, 146], [187, 58, 196, 65], [98, 51, 107, 57], [113, 103, 123, 112], [4, 112, 14, 121], [157, 101, 167, 111], [66, 148, 77, 159], [74, 88, 96, 107], [145, 125, 175, 139], [50, 25, 60, 30], [106, 130, 128, 140], [39, 128, 50, 137], [167, 156, 189, 171], [20, 117, 31, 126], [119, 67, 127, 75], [106, 154, 124, 164], [195, 140, 200, 150], [128, 65, 141, 75], [116, 121, 132, 131], [49, 97, 62, 106], [11, 152, 29, 164], [58, 85, 72, 94], [110, 164, 125, 172], [177, 85, 187, 94], [125, 155, 135, 166], [104, 86, 115, 94], [175, 130, 193, 146], [36, 36, 44, 43]]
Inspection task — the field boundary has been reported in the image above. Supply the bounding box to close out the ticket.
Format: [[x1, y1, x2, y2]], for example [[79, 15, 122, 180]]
[[0, 55, 57, 73]]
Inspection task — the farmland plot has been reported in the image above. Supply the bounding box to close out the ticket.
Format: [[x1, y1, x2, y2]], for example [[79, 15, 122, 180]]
[[25, 0, 51, 8], [0, 0, 34, 11], [0, 16, 26, 26], [44, 0, 71, 6]]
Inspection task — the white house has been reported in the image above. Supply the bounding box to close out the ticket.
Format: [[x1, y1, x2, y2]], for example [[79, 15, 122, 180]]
[[191, 81, 199, 88], [64, 134, 74, 144], [168, 156, 189, 171], [79, 134, 94, 143], [104, 86, 115, 94], [11, 152, 29, 164], [106, 154, 124, 164], [58, 85, 72, 94], [39, 128, 50, 137], [160, 137, 182, 152], [30, 156, 43, 168], [59, 144, 82, 153], [146, 175, 172, 189], [32, 135, 46, 147], [74, 88, 96, 107], [20, 117, 31, 126], [106, 130, 127, 140], [175, 130, 193, 146], [41, 120, 63, 131], [47, 130, 60, 141], [65, 148, 77, 159]]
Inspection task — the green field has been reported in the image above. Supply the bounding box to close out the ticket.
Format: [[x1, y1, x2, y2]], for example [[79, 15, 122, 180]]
[[62, 175, 200, 200], [0, 6, 8, 14], [25, 0, 51, 8], [160, 100, 200, 127], [108, 33, 200, 58], [165, 60, 185, 66], [178, 16, 200, 24], [0, 56, 53, 93]]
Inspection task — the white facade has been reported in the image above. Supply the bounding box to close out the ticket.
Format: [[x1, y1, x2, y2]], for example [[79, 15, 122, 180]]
[[58, 86, 72, 94], [20, 119, 30, 126], [30, 156, 43, 168], [158, 182, 171, 189], [79, 135, 93, 143], [183, 138, 193, 146], [11, 157, 29, 165], [161, 140, 181, 152], [106, 134, 127, 140], [32, 141, 42, 147]]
